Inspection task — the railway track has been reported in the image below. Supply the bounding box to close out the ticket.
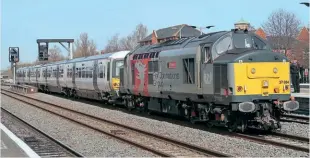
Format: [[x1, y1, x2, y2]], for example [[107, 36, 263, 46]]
[[232, 132, 309, 153], [281, 114, 309, 124], [1, 89, 231, 157], [1, 108, 84, 157]]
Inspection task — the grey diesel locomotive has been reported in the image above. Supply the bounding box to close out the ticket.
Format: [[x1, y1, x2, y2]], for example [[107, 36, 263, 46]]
[[119, 28, 299, 132]]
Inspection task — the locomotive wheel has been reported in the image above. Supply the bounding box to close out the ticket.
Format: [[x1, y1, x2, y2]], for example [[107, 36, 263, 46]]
[[126, 100, 134, 111], [206, 122, 213, 128], [240, 121, 246, 133], [228, 122, 237, 132]]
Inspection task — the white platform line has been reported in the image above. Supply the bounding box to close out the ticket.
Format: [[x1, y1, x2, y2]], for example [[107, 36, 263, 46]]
[[0, 123, 40, 158], [1, 140, 7, 149]]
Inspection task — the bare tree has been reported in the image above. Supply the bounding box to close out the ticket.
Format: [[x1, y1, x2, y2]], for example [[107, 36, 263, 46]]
[[103, 23, 148, 52], [48, 45, 65, 62], [262, 9, 301, 56], [74, 33, 97, 58], [121, 23, 148, 50], [104, 34, 122, 53], [248, 25, 256, 31]]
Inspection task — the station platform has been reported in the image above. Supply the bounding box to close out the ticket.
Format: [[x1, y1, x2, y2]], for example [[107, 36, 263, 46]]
[[0, 123, 39, 158], [291, 88, 309, 98]]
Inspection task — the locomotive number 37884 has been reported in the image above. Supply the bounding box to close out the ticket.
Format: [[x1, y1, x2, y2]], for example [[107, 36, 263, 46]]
[[279, 80, 290, 84]]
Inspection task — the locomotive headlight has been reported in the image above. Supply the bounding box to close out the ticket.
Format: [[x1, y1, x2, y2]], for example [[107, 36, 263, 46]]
[[273, 67, 278, 73], [262, 80, 269, 88], [251, 68, 256, 74]]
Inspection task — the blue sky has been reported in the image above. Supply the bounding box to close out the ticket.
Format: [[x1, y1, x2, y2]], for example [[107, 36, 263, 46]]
[[1, 0, 309, 69]]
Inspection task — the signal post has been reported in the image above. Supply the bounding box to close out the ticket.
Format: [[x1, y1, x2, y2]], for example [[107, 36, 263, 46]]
[[9, 47, 20, 84]]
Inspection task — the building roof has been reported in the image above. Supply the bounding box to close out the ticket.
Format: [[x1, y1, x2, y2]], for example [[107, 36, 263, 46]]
[[297, 26, 309, 42], [139, 24, 201, 42], [235, 18, 249, 24], [255, 28, 266, 39]]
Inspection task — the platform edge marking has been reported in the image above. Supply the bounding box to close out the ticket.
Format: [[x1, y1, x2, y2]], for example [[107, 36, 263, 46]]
[[0, 123, 40, 158]]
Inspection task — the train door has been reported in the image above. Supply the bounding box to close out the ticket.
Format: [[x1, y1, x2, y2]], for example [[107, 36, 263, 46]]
[[200, 44, 214, 97], [93, 60, 99, 91], [97, 60, 108, 92], [36, 68, 39, 86], [72, 63, 76, 89], [44, 67, 47, 86]]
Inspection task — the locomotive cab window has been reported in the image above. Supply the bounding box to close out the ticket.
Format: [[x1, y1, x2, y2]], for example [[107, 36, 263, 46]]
[[252, 36, 267, 50], [215, 35, 232, 55], [203, 47, 212, 63], [233, 34, 252, 49]]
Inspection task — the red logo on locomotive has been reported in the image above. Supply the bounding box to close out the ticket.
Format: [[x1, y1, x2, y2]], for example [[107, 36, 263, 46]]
[[131, 58, 150, 96]]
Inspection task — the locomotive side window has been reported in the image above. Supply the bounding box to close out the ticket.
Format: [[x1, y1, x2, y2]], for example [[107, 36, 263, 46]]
[[206, 47, 212, 63], [183, 58, 195, 84], [148, 61, 158, 84]]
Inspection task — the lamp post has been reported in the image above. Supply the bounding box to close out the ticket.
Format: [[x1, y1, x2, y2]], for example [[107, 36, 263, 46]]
[[300, 2, 309, 7], [190, 25, 215, 35]]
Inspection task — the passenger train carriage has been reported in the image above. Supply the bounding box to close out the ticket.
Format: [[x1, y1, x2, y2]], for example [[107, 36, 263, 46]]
[[17, 51, 130, 102], [16, 28, 299, 132]]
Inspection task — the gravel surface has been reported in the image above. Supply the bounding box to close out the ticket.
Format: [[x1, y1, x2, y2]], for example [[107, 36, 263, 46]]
[[18, 92, 309, 157], [279, 122, 309, 138], [1, 94, 157, 157]]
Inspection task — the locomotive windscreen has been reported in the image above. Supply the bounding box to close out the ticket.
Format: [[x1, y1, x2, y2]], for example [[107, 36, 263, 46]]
[[232, 33, 267, 50]]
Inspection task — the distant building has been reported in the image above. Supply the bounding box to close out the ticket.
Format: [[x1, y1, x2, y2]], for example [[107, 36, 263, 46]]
[[234, 18, 267, 40], [234, 18, 309, 65], [139, 24, 201, 45], [234, 18, 250, 30]]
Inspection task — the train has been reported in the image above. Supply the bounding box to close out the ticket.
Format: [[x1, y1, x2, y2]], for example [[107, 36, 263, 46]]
[[16, 28, 300, 132]]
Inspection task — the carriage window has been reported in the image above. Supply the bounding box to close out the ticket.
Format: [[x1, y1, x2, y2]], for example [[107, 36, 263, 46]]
[[89, 67, 93, 78], [104, 65, 106, 78], [68, 68, 72, 78], [59, 66, 64, 78], [107, 62, 110, 81], [78, 68, 81, 78], [52, 68, 56, 78], [37, 69, 40, 78], [76, 68, 79, 78], [99, 64, 103, 78], [82, 67, 86, 78]]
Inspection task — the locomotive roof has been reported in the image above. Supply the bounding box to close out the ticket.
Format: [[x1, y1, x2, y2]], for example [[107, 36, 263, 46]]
[[130, 31, 229, 55]]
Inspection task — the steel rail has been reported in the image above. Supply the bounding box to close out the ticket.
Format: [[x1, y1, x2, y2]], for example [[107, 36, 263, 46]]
[[1, 89, 231, 157]]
